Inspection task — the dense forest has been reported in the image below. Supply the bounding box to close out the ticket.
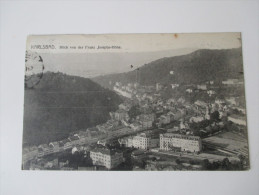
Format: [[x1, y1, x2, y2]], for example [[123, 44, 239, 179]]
[[23, 72, 122, 146], [93, 48, 244, 88]]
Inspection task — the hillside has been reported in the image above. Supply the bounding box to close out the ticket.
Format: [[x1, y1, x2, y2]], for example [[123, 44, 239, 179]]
[[92, 48, 244, 88], [23, 72, 122, 146]]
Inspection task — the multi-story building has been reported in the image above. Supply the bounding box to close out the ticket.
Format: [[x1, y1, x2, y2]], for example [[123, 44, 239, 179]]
[[90, 148, 124, 169], [132, 132, 159, 150], [160, 133, 202, 153]]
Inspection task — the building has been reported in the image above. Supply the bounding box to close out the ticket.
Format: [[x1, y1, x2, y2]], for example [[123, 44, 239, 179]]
[[222, 79, 240, 85], [62, 139, 72, 150], [132, 132, 159, 150], [159, 114, 171, 125], [68, 135, 80, 145], [189, 116, 204, 123], [160, 133, 202, 153], [197, 84, 207, 90], [90, 148, 124, 169], [156, 83, 163, 91], [207, 90, 216, 96], [130, 122, 142, 131], [140, 119, 153, 129], [171, 84, 179, 89], [113, 86, 132, 98], [114, 109, 129, 121], [228, 115, 246, 126], [38, 144, 52, 156], [78, 131, 88, 144], [49, 142, 60, 153], [194, 100, 207, 108], [119, 102, 132, 111], [186, 89, 193, 93]]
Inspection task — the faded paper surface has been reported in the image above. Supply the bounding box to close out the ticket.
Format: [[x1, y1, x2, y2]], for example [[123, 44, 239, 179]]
[[23, 33, 249, 171]]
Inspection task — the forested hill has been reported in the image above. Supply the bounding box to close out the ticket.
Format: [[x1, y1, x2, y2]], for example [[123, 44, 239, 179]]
[[23, 72, 122, 146], [92, 48, 244, 88]]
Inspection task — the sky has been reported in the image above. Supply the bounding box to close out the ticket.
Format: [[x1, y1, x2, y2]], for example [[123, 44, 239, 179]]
[[27, 33, 242, 78]]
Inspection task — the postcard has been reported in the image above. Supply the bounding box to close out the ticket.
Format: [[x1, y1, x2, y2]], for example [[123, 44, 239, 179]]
[[22, 33, 249, 171]]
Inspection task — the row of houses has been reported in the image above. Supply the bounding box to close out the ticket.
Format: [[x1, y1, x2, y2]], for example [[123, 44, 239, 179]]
[[160, 133, 202, 153], [23, 128, 106, 161], [118, 130, 202, 153]]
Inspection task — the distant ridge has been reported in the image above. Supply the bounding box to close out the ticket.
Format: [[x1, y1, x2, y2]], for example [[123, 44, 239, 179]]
[[92, 48, 243, 88], [23, 72, 122, 146]]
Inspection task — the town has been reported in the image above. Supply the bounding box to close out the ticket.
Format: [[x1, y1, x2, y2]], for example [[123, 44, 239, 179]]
[[22, 77, 249, 171]]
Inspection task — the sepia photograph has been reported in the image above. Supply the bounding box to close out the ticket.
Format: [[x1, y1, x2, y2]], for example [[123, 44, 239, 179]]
[[22, 33, 249, 171]]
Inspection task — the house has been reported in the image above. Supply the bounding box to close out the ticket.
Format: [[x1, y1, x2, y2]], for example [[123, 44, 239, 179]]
[[207, 90, 216, 96], [119, 102, 132, 111], [215, 98, 225, 104], [38, 144, 51, 156], [44, 159, 58, 169], [222, 79, 239, 85], [156, 83, 163, 91], [62, 139, 72, 150], [197, 84, 207, 90], [171, 84, 179, 89], [177, 97, 185, 104], [130, 122, 142, 131], [68, 135, 80, 145], [226, 97, 237, 105], [159, 115, 170, 125], [140, 119, 153, 129], [90, 148, 124, 169], [195, 100, 207, 108], [160, 133, 202, 153], [228, 115, 246, 126], [49, 141, 60, 153], [186, 89, 193, 93], [118, 136, 133, 147], [78, 131, 88, 143], [72, 145, 81, 154], [189, 116, 204, 123]]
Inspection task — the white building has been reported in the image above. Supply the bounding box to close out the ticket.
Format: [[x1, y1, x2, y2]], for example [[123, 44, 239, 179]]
[[90, 148, 124, 169], [132, 132, 159, 150], [160, 133, 202, 153], [228, 115, 246, 126], [197, 84, 207, 90], [171, 84, 179, 89], [186, 89, 193, 93], [113, 86, 132, 98]]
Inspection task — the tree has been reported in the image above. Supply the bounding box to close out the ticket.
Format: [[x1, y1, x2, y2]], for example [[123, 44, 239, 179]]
[[128, 105, 141, 120], [202, 159, 210, 170], [222, 158, 231, 170], [210, 111, 220, 123]]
